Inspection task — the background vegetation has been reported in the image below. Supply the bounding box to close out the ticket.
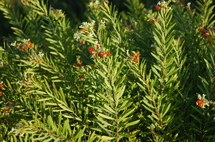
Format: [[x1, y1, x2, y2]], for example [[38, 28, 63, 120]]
[[0, 0, 215, 141], [1, 0, 215, 44]]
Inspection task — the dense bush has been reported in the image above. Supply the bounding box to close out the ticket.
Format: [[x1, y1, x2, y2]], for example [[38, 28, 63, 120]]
[[0, 0, 215, 141]]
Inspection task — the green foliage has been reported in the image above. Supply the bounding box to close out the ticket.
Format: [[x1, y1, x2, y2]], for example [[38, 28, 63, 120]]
[[0, 0, 215, 141]]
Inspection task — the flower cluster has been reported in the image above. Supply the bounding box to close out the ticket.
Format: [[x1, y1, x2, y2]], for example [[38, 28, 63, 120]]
[[157, 1, 167, 6], [199, 27, 214, 43], [99, 19, 106, 29], [2, 108, 9, 113], [11, 128, 25, 137], [75, 59, 84, 67], [16, 72, 34, 90], [50, 7, 64, 20], [11, 40, 44, 67], [88, 45, 110, 58], [74, 57, 86, 79], [74, 20, 96, 42], [131, 51, 140, 62], [24, 51, 44, 67], [199, 28, 209, 37], [196, 94, 209, 108], [10, 120, 37, 137], [147, 14, 160, 23], [88, 0, 101, 9], [11, 39, 34, 51], [155, 1, 172, 10], [79, 20, 96, 32]]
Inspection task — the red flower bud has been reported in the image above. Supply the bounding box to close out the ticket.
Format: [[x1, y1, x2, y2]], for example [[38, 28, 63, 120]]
[[81, 28, 86, 32], [133, 58, 138, 62], [202, 33, 209, 37], [99, 52, 105, 58], [20, 46, 25, 50], [125, 27, 130, 31], [23, 0, 28, 4], [148, 19, 154, 22], [199, 29, 204, 32], [207, 39, 211, 43], [155, 6, 161, 10], [105, 51, 110, 56], [0, 84, 4, 88], [79, 75, 84, 79], [196, 99, 203, 107], [88, 47, 95, 54], [2, 108, 9, 113]]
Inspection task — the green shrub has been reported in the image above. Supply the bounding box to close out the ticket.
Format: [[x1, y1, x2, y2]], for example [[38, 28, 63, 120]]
[[0, 0, 215, 141]]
